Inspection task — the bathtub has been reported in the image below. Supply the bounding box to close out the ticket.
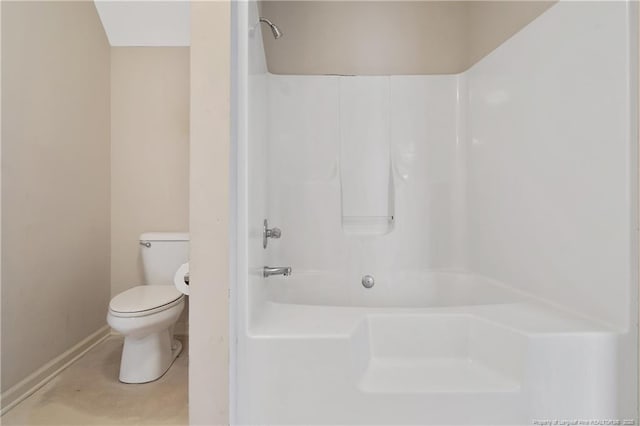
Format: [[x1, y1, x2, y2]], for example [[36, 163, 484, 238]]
[[265, 271, 524, 307], [241, 271, 625, 425]]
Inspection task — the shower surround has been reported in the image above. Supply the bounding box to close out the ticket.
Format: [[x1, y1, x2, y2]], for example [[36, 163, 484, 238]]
[[233, 1, 638, 424]]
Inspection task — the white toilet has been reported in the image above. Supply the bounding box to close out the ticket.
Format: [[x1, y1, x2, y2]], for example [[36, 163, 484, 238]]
[[107, 232, 188, 384]]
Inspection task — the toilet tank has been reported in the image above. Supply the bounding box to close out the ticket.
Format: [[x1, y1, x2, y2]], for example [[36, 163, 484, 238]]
[[139, 232, 189, 286]]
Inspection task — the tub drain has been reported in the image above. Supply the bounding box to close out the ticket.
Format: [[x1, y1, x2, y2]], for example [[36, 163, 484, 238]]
[[362, 275, 375, 288]]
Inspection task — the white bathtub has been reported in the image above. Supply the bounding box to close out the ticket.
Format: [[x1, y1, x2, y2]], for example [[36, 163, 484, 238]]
[[265, 271, 523, 307], [242, 272, 625, 425]]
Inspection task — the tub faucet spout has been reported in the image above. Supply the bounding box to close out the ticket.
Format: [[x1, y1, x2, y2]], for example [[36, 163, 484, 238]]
[[263, 266, 292, 278]]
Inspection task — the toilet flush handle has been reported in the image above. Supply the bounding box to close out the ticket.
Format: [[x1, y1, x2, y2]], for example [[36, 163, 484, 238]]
[[140, 241, 151, 248]]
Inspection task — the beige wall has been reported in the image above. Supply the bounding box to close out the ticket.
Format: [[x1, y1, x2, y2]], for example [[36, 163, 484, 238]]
[[261, 1, 468, 75], [110, 47, 190, 297], [0, 0, 4, 397], [260, 1, 555, 75], [189, 1, 230, 424], [1, 1, 111, 393], [110, 47, 190, 333]]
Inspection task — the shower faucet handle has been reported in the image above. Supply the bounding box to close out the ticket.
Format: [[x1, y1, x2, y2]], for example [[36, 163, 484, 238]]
[[263, 219, 282, 249]]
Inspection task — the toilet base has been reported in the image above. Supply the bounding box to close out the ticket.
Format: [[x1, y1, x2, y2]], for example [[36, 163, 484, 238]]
[[119, 329, 183, 384]]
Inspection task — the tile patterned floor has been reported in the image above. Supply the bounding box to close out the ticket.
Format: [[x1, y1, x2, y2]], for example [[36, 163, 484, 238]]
[[2, 336, 188, 426]]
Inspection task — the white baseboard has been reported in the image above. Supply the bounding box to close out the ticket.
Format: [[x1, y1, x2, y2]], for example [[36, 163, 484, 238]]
[[0, 325, 111, 416]]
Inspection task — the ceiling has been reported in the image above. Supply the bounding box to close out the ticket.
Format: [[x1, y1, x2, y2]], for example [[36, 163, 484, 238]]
[[94, 0, 190, 46]]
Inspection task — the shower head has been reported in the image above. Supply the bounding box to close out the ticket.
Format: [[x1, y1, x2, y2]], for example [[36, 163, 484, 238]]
[[259, 17, 282, 39]]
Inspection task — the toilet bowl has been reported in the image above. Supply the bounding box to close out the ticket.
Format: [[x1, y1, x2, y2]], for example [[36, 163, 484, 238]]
[[108, 285, 185, 383]]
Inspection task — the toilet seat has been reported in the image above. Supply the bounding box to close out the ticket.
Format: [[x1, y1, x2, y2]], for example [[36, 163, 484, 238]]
[[109, 286, 184, 318]]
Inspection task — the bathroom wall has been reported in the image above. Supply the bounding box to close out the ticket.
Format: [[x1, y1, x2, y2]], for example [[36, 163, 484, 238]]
[[189, 1, 231, 424], [1, 0, 110, 394], [260, 1, 554, 75], [260, 1, 467, 75], [266, 75, 462, 295], [110, 47, 190, 330], [465, 1, 635, 329], [0, 0, 4, 394]]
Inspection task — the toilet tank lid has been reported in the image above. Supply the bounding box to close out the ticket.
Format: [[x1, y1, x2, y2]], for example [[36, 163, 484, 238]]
[[140, 232, 189, 242]]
